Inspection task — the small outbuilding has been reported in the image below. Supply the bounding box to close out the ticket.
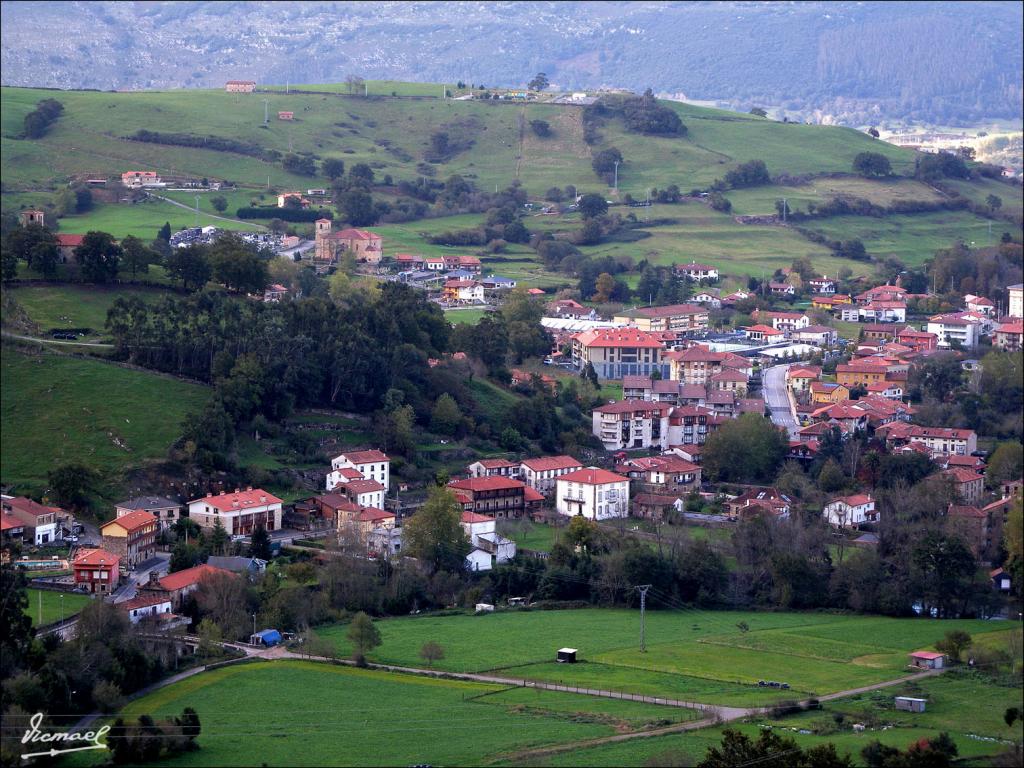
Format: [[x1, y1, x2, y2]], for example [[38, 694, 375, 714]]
[[909, 651, 945, 669], [894, 696, 927, 713], [556, 647, 577, 663], [251, 629, 282, 647], [474, 603, 495, 614]]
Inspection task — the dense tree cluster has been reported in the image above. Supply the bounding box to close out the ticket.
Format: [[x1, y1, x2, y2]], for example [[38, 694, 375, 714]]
[[22, 98, 64, 139], [723, 159, 771, 188]]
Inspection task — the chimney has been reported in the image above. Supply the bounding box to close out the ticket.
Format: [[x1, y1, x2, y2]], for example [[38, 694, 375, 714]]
[[148, 571, 159, 585]]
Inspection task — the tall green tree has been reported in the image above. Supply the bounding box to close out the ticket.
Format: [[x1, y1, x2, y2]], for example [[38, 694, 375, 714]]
[[702, 414, 788, 483], [430, 393, 463, 436], [852, 151, 892, 177], [120, 235, 153, 278], [74, 231, 122, 283], [401, 486, 470, 572], [249, 525, 272, 560], [346, 611, 381, 665]]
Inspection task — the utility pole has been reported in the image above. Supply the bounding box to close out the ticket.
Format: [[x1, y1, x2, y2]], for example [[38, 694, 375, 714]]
[[635, 585, 651, 652], [194, 195, 200, 227], [613, 160, 620, 194], [782, 197, 787, 224], [262, 99, 269, 125]]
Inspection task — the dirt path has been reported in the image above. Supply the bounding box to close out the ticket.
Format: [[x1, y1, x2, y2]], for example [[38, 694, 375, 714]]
[[149, 194, 267, 229], [2, 330, 114, 348]]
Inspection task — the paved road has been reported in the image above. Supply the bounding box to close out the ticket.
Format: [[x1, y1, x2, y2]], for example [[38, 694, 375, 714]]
[[1, 330, 114, 348], [762, 363, 800, 439], [109, 552, 170, 603]]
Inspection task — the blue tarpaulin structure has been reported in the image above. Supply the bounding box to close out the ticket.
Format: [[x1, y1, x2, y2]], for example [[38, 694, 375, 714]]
[[252, 629, 282, 646]]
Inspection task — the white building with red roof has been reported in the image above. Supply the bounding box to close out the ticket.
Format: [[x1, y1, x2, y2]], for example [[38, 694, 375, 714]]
[[519, 455, 584, 494], [674, 261, 719, 281], [993, 320, 1023, 351], [187, 489, 283, 535], [460, 511, 516, 569], [139, 563, 235, 610], [100, 510, 157, 568], [467, 459, 521, 479], [330, 450, 390, 492], [592, 400, 674, 451], [571, 327, 669, 379], [449, 477, 530, 519], [823, 494, 877, 528], [556, 467, 630, 520], [964, 294, 995, 315]]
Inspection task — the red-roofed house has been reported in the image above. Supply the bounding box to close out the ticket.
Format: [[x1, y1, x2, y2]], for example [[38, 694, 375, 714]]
[[943, 467, 985, 505], [139, 564, 235, 610], [55, 233, 86, 262], [467, 459, 520, 479], [744, 324, 784, 342], [572, 327, 668, 379], [72, 548, 120, 594], [187, 489, 283, 535], [616, 455, 700, 491], [726, 488, 792, 520], [100, 510, 157, 568], [786, 366, 822, 391], [458, 511, 516, 569], [556, 468, 629, 520], [993, 321, 1023, 351], [519, 456, 584, 494], [591, 400, 674, 451], [613, 303, 709, 333], [448, 477, 528, 519], [330, 450, 390, 492], [909, 651, 945, 669], [674, 262, 719, 281], [754, 310, 810, 331], [823, 494, 877, 528], [895, 327, 938, 352]]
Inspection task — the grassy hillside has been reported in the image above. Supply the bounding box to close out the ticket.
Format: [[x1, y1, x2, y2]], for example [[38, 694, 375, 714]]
[[0, 344, 210, 491], [1, 85, 914, 196]]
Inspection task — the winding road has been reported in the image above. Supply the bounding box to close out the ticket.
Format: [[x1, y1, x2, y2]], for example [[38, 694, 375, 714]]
[[762, 363, 800, 439]]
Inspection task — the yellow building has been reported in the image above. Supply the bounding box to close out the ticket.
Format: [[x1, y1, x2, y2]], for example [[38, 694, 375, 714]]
[[810, 382, 850, 404], [836, 363, 886, 389]]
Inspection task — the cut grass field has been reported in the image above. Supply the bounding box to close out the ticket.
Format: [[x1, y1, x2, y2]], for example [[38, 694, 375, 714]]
[[445, 308, 490, 325], [6, 284, 176, 337], [0, 345, 210, 490], [725, 176, 945, 216], [800, 209, 1022, 267], [315, 608, 1011, 705], [53, 199, 263, 240], [24, 588, 92, 626], [76, 660, 692, 767]]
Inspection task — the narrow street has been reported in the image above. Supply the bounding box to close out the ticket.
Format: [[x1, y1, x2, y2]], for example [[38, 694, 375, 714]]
[[762, 363, 800, 439]]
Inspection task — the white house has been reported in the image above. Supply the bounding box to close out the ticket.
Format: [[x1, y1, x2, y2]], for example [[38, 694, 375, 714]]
[[187, 489, 283, 535], [822, 494, 877, 528], [927, 314, 982, 349], [461, 511, 516, 570], [859, 302, 907, 324], [591, 400, 673, 451], [120, 595, 174, 625], [331, 450, 390, 492], [555, 468, 630, 520], [809, 278, 836, 295], [675, 262, 719, 281], [691, 290, 721, 308], [519, 455, 584, 494], [467, 459, 520, 478], [963, 294, 994, 315]]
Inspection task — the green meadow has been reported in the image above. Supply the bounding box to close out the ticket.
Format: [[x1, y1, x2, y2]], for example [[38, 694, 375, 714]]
[[24, 588, 92, 626], [0, 345, 210, 491]]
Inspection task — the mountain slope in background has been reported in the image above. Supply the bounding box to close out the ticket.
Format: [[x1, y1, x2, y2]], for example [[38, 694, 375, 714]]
[[1, 1, 1021, 126]]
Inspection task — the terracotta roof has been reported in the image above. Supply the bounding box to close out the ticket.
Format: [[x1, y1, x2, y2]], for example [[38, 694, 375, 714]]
[[910, 651, 945, 660], [948, 504, 985, 519], [788, 367, 822, 379], [622, 375, 652, 389], [159, 564, 232, 592], [745, 324, 783, 334], [573, 328, 665, 348], [3, 496, 61, 522], [521, 455, 583, 472], [449, 477, 526, 492], [594, 400, 673, 415], [343, 478, 386, 494], [523, 486, 545, 503], [191, 489, 282, 512], [460, 511, 495, 524], [317, 493, 360, 512], [334, 468, 364, 481], [338, 450, 389, 464], [101, 510, 157, 533], [559, 467, 628, 485], [73, 548, 119, 567], [356, 507, 394, 523], [119, 594, 171, 611], [942, 467, 984, 484], [829, 494, 873, 507], [475, 459, 519, 469], [633, 493, 681, 506], [56, 234, 86, 247], [1, 511, 23, 531], [710, 369, 748, 382]]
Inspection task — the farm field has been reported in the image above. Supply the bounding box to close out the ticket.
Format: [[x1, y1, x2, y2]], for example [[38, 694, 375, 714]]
[[53, 199, 263, 240], [444, 308, 490, 325], [499, 520, 564, 553], [725, 176, 945, 216], [940, 176, 1024, 212], [75, 660, 692, 767], [316, 608, 1010, 704], [0, 345, 210, 491], [799, 209, 1022, 267], [6, 284, 175, 338], [24, 588, 92, 626]]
